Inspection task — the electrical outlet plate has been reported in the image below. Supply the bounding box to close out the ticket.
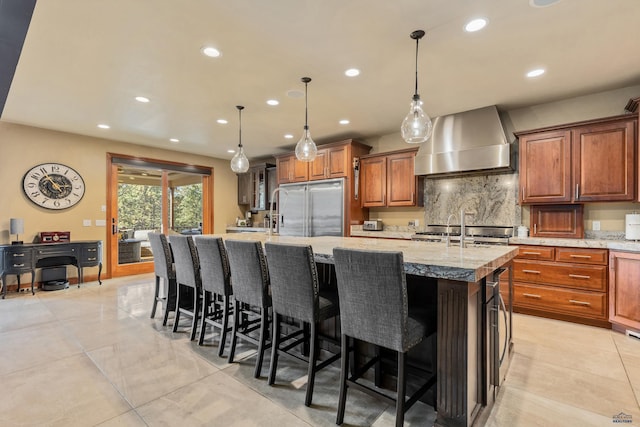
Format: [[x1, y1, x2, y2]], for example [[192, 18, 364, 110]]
[[83, 219, 91, 226], [592, 220, 600, 231]]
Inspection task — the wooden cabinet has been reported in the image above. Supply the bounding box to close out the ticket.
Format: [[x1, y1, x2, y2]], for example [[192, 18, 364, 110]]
[[517, 115, 637, 204], [609, 251, 640, 332], [360, 148, 423, 208], [277, 140, 354, 184], [513, 245, 609, 327], [530, 204, 584, 238], [237, 163, 275, 210]]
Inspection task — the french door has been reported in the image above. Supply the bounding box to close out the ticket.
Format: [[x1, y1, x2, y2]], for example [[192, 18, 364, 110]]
[[106, 154, 213, 278]]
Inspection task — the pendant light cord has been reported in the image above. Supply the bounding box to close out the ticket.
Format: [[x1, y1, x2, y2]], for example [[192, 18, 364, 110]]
[[237, 105, 243, 148], [304, 80, 309, 130], [414, 36, 419, 97]]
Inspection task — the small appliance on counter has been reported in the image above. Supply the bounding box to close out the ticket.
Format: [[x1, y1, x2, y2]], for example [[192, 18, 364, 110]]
[[363, 219, 384, 231], [625, 213, 640, 240]]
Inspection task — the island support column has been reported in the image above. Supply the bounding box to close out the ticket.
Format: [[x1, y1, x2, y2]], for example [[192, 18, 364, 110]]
[[435, 278, 484, 427]]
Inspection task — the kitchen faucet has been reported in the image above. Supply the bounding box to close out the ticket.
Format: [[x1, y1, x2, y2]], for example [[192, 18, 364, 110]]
[[445, 213, 458, 247], [268, 187, 289, 238], [460, 209, 474, 248]]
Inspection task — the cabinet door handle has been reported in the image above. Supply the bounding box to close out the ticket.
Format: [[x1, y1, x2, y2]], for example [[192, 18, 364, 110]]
[[87, 257, 97, 261], [13, 263, 25, 267], [522, 251, 541, 255], [12, 253, 25, 257], [533, 224, 537, 234], [569, 254, 591, 259], [522, 269, 541, 274], [569, 299, 591, 306], [575, 184, 579, 200], [569, 274, 591, 279], [523, 293, 541, 299], [522, 186, 525, 202]]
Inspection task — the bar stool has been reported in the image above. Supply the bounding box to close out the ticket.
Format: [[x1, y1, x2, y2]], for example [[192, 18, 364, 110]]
[[193, 236, 233, 356], [148, 232, 177, 326], [333, 247, 437, 427], [168, 235, 202, 341], [225, 239, 272, 378], [264, 242, 341, 407]]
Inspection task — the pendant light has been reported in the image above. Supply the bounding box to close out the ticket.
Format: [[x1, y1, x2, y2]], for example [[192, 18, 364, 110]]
[[401, 30, 433, 144], [230, 105, 250, 173], [295, 77, 318, 162]]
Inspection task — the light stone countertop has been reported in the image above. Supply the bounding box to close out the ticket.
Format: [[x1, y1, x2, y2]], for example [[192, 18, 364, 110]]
[[349, 230, 414, 239], [509, 236, 640, 253], [214, 233, 518, 283], [225, 226, 271, 233]]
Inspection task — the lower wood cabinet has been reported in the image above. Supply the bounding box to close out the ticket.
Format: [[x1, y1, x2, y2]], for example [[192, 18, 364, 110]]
[[609, 251, 640, 333], [513, 245, 609, 327]]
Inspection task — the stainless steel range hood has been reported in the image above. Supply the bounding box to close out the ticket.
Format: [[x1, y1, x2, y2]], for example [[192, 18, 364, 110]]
[[414, 105, 512, 176]]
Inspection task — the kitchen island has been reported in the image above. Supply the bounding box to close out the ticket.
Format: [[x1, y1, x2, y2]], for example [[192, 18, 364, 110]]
[[216, 233, 518, 427]]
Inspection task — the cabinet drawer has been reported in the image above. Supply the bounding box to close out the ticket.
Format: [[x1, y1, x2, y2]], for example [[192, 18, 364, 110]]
[[4, 250, 33, 270], [555, 247, 607, 265], [514, 283, 606, 319], [517, 246, 554, 260], [513, 259, 606, 291]]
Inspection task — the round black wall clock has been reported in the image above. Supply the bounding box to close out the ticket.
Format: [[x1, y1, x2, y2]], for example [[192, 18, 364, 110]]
[[22, 163, 85, 210]]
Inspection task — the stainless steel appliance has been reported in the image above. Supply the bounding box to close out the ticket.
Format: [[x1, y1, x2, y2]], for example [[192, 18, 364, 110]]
[[277, 178, 344, 237], [363, 219, 383, 231], [411, 224, 513, 246]]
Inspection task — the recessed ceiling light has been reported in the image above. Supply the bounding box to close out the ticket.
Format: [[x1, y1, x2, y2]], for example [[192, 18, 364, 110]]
[[227, 149, 236, 153], [169, 138, 180, 143], [135, 96, 150, 103], [141, 173, 148, 176], [284, 134, 294, 139], [267, 99, 279, 106], [217, 119, 228, 124], [345, 68, 360, 77], [464, 18, 488, 32], [339, 119, 350, 125], [529, 0, 561, 7], [202, 46, 221, 57], [97, 124, 110, 129], [526, 68, 546, 78]]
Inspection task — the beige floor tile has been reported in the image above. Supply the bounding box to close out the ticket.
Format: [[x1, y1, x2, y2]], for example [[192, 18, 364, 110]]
[[506, 352, 640, 420], [613, 331, 640, 357], [0, 353, 131, 426], [87, 331, 218, 407], [0, 295, 55, 332], [0, 322, 83, 376], [485, 385, 613, 427], [137, 371, 312, 427]]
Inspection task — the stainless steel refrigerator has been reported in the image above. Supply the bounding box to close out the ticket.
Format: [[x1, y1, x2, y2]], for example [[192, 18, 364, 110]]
[[277, 178, 344, 237]]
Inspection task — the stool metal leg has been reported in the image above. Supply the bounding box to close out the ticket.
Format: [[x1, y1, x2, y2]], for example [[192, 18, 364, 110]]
[[396, 351, 406, 427], [304, 321, 319, 407], [336, 334, 349, 425], [254, 308, 269, 378], [268, 313, 281, 385]]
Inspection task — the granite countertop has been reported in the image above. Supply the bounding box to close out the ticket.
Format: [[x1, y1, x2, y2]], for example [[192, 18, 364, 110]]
[[509, 236, 640, 252], [216, 233, 517, 283], [225, 226, 271, 233]]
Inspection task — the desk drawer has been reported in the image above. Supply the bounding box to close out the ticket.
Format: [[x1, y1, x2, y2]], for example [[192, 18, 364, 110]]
[[81, 245, 101, 264], [513, 259, 606, 291], [514, 283, 606, 319], [4, 250, 33, 270]]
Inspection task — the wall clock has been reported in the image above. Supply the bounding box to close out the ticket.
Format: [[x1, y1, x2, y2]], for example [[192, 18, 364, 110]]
[[22, 163, 85, 210]]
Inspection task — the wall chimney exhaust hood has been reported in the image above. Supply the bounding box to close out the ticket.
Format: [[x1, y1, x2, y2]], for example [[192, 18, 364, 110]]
[[414, 105, 512, 176]]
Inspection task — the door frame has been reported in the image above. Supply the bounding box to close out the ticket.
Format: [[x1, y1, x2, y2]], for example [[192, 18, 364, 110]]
[[106, 153, 213, 278]]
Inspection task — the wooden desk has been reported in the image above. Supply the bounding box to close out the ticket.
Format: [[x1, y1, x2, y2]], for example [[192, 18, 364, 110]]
[[0, 241, 102, 299]]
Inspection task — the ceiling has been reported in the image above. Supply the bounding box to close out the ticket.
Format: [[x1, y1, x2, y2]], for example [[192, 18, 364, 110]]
[[3, 0, 640, 162]]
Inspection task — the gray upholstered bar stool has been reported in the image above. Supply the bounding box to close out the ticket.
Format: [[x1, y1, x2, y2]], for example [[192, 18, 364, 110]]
[[168, 235, 202, 341], [225, 239, 272, 378], [148, 233, 177, 326], [264, 242, 341, 407], [333, 247, 437, 427], [193, 236, 233, 356]]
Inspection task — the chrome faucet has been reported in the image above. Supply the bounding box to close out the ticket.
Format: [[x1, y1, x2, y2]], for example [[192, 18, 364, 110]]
[[268, 187, 289, 237], [445, 213, 458, 247], [460, 209, 474, 248]]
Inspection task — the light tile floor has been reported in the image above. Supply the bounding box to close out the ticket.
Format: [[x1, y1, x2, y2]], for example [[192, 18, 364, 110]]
[[0, 274, 638, 426]]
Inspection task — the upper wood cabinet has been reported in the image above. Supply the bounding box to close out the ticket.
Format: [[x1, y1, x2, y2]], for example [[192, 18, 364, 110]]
[[275, 139, 368, 185], [517, 115, 637, 204], [360, 148, 423, 208], [237, 162, 275, 210]]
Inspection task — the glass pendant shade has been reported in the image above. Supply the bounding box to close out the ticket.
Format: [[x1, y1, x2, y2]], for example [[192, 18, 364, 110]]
[[294, 77, 317, 162], [295, 126, 317, 162], [401, 95, 432, 143], [401, 29, 433, 144], [230, 146, 249, 173], [230, 105, 250, 173]]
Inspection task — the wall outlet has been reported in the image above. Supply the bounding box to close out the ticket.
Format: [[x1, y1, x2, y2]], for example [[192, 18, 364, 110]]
[[95, 219, 107, 226], [414, 219, 420, 227], [101, 205, 107, 212], [592, 220, 601, 231], [83, 219, 91, 226]]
